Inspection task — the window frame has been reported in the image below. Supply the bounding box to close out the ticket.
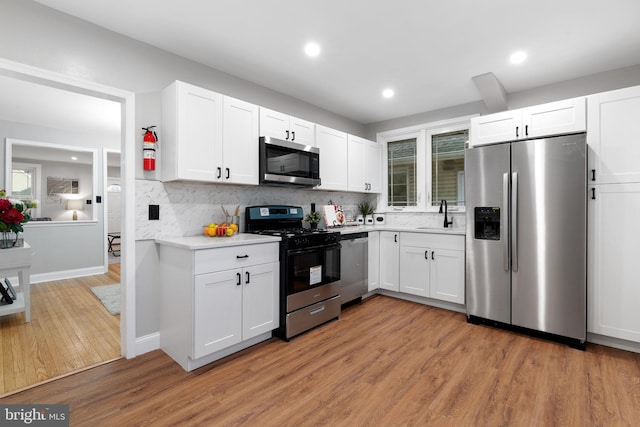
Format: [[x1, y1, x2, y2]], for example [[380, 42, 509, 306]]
[[377, 115, 476, 213], [11, 161, 42, 218]]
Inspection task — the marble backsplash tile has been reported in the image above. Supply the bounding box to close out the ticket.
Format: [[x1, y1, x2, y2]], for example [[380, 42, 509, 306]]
[[135, 180, 466, 240]]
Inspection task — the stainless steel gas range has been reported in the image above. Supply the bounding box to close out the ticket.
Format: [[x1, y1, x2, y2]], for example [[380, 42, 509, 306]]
[[246, 205, 341, 340]]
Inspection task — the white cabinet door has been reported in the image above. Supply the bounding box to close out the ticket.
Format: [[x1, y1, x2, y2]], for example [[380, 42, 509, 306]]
[[242, 262, 279, 340], [315, 125, 348, 191], [399, 246, 430, 297], [193, 269, 243, 359], [588, 183, 640, 343], [587, 86, 640, 184], [523, 97, 586, 139], [223, 96, 259, 185], [470, 110, 520, 147], [259, 107, 289, 140], [379, 231, 399, 291], [364, 141, 382, 193], [163, 81, 224, 182], [259, 107, 315, 146], [347, 135, 365, 192], [470, 97, 586, 147], [368, 231, 380, 292], [430, 248, 465, 304], [289, 116, 315, 146]]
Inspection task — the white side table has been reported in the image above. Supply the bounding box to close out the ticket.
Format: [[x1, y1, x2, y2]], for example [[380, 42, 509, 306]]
[[0, 242, 32, 322]]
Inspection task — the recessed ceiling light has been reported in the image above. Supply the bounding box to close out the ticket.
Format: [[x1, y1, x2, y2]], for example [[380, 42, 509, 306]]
[[304, 42, 321, 57], [382, 89, 395, 99], [510, 51, 527, 64], [71, 156, 78, 160]]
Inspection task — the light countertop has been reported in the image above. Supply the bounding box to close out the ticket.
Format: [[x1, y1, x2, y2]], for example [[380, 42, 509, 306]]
[[332, 225, 465, 236], [156, 234, 281, 250]]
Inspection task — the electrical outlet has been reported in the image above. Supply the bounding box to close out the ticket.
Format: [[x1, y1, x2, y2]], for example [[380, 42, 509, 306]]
[[149, 204, 160, 220]]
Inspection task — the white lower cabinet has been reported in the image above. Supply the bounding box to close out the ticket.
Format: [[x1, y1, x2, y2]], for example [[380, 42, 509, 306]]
[[379, 231, 400, 291], [159, 242, 279, 371], [367, 231, 380, 292], [398, 232, 465, 304], [588, 183, 640, 343]]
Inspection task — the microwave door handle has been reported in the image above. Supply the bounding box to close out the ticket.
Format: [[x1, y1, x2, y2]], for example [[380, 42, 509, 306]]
[[503, 173, 510, 272]]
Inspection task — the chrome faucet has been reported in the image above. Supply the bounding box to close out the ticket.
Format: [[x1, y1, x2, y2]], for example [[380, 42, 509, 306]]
[[439, 200, 453, 228]]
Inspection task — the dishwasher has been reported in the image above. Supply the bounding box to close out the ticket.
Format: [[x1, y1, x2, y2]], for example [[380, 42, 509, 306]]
[[337, 232, 368, 305]]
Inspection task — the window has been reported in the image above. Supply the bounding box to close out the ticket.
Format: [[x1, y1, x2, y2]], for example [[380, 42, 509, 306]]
[[388, 138, 417, 206], [431, 129, 467, 207], [379, 116, 473, 212]]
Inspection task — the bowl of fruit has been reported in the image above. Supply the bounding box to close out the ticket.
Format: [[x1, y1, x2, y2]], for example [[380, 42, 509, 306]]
[[203, 222, 239, 237]]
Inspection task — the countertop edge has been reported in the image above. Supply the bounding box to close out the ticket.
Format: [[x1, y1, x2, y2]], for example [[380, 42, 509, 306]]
[[333, 225, 465, 236], [155, 234, 282, 250]]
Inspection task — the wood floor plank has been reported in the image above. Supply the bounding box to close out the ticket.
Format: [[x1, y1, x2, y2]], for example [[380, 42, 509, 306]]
[[3, 294, 640, 426]]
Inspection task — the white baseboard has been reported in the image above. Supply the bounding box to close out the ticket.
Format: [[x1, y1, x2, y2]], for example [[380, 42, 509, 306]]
[[135, 332, 160, 356], [587, 332, 640, 353], [24, 266, 107, 284]]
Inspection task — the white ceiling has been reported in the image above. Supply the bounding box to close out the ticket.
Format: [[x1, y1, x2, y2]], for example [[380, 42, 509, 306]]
[[11, 0, 640, 127]]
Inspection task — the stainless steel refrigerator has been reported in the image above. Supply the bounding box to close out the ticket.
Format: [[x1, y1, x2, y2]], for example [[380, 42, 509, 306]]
[[465, 133, 587, 348]]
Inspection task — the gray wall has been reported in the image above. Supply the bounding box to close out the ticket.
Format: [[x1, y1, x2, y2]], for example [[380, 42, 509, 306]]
[[0, 120, 117, 278]]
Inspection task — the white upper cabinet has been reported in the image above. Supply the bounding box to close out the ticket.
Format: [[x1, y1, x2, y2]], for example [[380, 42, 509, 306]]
[[348, 135, 382, 193], [470, 97, 586, 147], [587, 85, 640, 184], [259, 107, 315, 146], [315, 124, 348, 191], [162, 81, 224, 182], [223, 96, 259, 185], [162, 81, 259, 184]]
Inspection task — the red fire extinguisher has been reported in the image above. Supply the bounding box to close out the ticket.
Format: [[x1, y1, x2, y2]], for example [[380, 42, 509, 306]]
[[142, 126, 158, 171]]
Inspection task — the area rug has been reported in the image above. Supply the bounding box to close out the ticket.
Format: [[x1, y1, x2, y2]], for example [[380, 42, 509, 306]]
[[90, 284, 120, 315]]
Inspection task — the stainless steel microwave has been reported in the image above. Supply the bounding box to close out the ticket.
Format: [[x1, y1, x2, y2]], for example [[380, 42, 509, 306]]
[[259, 136, 321, 187]]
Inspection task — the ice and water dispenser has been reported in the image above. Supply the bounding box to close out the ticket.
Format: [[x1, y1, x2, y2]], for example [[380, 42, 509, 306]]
[[474, 207, 500, 240]]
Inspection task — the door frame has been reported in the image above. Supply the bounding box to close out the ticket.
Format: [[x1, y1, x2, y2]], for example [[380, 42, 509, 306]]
[[0, 58, 136, 359]]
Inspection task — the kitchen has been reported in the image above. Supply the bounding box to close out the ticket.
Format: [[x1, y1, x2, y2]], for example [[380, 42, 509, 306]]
[[1, 0, 640, 424]]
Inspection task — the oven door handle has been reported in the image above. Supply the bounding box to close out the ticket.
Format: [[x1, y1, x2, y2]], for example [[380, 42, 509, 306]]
[[286, 243, 341, 256]]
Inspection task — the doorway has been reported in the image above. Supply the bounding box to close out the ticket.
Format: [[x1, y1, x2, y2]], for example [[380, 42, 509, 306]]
[[0, 58, 136, 392]]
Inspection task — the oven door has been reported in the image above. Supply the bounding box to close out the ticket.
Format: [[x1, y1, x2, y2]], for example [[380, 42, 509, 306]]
[[285, 243, 340, 295]]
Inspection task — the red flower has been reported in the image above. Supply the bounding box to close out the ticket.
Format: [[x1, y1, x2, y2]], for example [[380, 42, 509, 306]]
[[0, 208, 24, 225], [0, 199, 11, 211]]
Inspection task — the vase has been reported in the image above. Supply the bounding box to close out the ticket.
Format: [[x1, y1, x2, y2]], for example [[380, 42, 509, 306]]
[[310, 223, 318, 230], [0, 232, 22, 249]]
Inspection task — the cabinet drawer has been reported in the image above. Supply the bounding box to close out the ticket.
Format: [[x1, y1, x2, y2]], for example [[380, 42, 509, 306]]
[[195, 243, 279, 275], [401, 232, 464, 250]]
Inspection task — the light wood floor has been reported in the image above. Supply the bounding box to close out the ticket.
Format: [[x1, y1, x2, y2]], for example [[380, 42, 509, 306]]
[[4, 295, 640, 426], [0, 264, 121, 395]]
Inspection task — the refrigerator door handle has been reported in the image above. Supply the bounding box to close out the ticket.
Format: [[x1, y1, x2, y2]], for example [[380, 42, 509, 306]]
[[503, 173, 510, 271], [512, 172, 518, 272]]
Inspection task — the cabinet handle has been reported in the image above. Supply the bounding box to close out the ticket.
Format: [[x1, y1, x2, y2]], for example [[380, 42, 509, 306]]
[[525, 125, 529, 136], [394, 234, 398, 243], [591, 169, 596, 181], [245, 271, 250, 284], [591, 188, 596, 200], [432, 251, 435, 260], [516, 126, 519, 138], [236, 272, 241, 286], [217, 167, 222, 179], [236, 255, 249, 259], [286, 130, 290, 140], [226, 168, 230, 179], [291, 131, 295, 141], [424, 250, 428, 260], [310, 305, 325, 315]]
